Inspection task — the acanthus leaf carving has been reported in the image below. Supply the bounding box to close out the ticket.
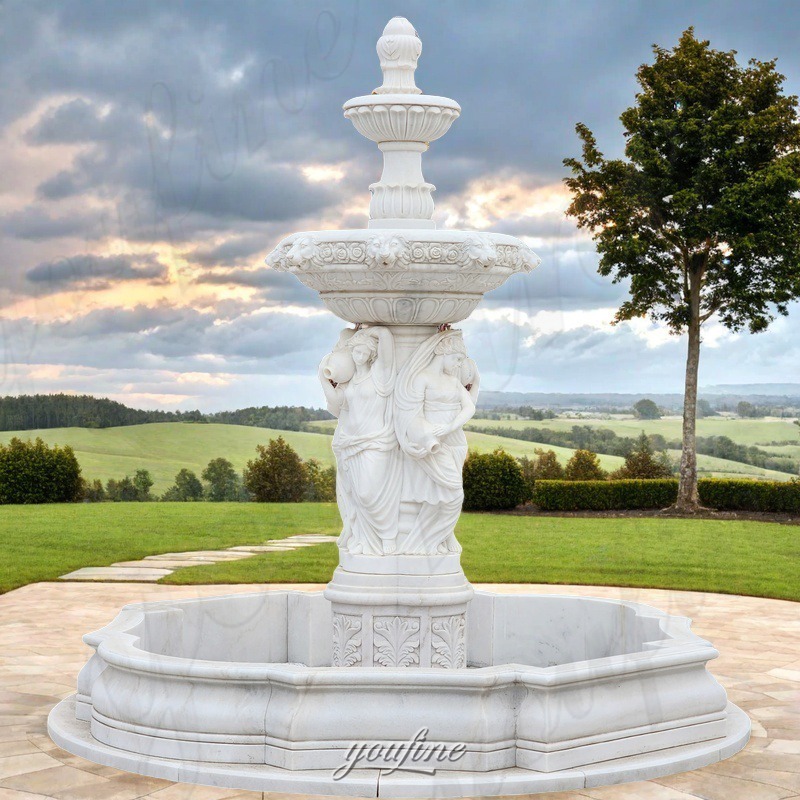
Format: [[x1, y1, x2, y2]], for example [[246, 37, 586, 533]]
[[431, 615, 466, 669], [332, 613, 362, 667], [373, 616, 420, 667]]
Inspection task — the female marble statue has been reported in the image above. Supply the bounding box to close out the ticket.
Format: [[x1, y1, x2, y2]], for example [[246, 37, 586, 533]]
[[394, 329, 479, 554], [319, 326, 401, 555]]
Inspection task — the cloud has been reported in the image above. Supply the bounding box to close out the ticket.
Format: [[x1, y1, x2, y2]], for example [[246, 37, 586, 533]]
[[2, 3, 800, 407], [25, 253, 167, 291], [1, 206, 105, 240]]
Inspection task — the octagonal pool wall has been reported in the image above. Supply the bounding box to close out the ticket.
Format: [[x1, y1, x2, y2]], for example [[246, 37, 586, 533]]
[[65, 590, 735, 774]]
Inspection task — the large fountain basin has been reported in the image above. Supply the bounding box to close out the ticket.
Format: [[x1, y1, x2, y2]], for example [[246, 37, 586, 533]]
[[265, 229, 540, 324], [51, 589, 743, 778]]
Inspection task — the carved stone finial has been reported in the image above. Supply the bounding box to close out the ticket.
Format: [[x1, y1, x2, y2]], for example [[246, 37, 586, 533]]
[[374, 17, 422, 95]]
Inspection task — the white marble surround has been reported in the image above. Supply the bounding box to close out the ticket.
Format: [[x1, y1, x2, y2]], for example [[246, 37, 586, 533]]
[[49, 589, 749, 794]]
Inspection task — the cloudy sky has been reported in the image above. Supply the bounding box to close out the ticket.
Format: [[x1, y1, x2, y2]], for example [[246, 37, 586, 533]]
[[1, 0, 799, 410]]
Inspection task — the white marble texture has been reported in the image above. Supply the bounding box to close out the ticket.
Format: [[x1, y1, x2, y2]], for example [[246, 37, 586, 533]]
[[52, 589, 749, 783], [49, 685, 750, 797]]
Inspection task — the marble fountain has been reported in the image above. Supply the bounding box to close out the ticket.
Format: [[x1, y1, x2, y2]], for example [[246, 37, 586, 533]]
[[48, 17, 750, 798]]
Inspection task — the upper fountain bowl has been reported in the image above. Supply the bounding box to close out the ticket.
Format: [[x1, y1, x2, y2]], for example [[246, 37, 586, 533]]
[[343, 94, 461, 145], [266, 228, 540, 325]]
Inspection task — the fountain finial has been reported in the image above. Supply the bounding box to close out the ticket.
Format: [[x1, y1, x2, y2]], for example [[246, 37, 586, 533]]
[[374, 16, 422, 95], [343, 17, 460, 228]]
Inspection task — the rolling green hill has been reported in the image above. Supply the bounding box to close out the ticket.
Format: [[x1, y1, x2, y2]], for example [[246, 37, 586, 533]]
[[0, 424, 334, 494], [467, 415, 800, 445], [5, 418, 792, 493], [308, 418, 795, 479]]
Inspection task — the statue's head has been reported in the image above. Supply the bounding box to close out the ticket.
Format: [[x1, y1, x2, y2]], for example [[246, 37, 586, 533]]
[[434, 332, 467, 376], [346, 329, 379, 366]]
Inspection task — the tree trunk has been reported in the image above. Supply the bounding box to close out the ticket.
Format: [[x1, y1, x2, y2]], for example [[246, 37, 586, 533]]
[[675, 276, 702, 511]]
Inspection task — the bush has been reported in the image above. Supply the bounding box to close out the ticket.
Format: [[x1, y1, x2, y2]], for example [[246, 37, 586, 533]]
[[105, 469, 153, 501], [83, 479, 106, 502], [533, 479, 678, 511], [162, 468, 204, 501], [611, 432, 673, 479], [244, 437, 306, 502], [303, 459, 336, 502], [565, 449, 607, 481], [0, 437, 82, 504], [463, 449, 529, 511], [698, 478, 800, 513], [202, 457, 241, 502], [531, 478, 800, 512]]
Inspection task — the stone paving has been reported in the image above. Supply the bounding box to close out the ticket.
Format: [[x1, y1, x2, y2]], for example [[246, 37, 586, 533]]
[[0, 580, 797, 799], [57, 534, 339, 582]]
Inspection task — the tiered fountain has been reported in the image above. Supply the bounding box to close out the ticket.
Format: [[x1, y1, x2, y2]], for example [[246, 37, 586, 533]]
[[49, 17, 749, 797]]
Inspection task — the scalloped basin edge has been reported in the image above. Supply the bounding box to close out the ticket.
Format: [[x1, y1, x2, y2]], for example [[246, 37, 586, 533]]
[[49, 589, 749, 783]]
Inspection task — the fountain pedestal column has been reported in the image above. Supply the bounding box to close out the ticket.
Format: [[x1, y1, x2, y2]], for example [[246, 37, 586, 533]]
[[325, 553, 473, 668]]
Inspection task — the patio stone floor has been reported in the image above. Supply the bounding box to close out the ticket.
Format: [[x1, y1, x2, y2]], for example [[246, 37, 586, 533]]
[[0, 580, 797, 799]]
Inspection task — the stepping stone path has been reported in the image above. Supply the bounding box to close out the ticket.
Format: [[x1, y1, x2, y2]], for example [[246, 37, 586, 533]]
[[58, 534, 339, 583]]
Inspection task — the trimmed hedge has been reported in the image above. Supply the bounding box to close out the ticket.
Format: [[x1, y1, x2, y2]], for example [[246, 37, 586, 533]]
[[698, 478, 800, 513], [531, 478, 800, 513], [0, 436, 82, 504], [463, 450, 529, 511], [532, 480, 678, 511]]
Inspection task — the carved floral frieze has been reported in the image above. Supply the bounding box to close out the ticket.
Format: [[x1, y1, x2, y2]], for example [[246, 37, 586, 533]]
[[267, 232, 539, 274]]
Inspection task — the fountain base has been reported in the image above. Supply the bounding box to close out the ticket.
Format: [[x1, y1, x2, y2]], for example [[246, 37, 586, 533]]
[[48, 589, 749, 796]]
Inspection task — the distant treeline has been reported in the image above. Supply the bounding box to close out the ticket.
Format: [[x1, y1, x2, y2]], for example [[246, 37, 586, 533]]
[[0, 394, 332, 432], [0, 394, 204, 430], [467, 424, 800, 475], [473, 405, 557, 421], [210, 406, 331, 430]]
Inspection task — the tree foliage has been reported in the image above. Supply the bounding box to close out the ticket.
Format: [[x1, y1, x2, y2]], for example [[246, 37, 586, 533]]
[[611, 432, 674, 479], [564, 450, 607, 481], [303, 458, 337, 502], [105, 469, 153, 501], [633, 399, 661, 419], [0, 393, 203, 430], [244, 437, 306, 502], [564, 29, 800, 334], [202, 457, 242, 501], [0, 437, 82, 504], [0, 393, 331, 433], [564, 29, 800, 508], [162, 469, 204, 501]]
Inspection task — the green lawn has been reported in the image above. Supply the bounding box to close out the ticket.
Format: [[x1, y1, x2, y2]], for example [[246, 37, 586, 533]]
[[0, 502, 340, 593], [0, 423, 334, 494], [1, 503, 795, 601], [163, 513, 799, 601]]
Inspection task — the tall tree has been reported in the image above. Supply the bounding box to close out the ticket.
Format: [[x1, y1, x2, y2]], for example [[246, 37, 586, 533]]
[[244, 437, 306, 502], [202, 457, 241, 502], [564, 29, 800, 510]]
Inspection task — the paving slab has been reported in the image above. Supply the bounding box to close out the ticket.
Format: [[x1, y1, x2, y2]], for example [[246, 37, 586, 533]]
[[0, 581, 797, 798], [58, 568, 172, 583], [226, 546, 305, 553]]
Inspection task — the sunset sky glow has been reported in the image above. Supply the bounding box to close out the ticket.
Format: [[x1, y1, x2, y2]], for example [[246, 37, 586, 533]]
[[2, 1, 799, 410]]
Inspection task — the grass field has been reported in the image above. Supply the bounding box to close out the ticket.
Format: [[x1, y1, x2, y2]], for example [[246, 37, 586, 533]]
[[468, 415, 800, 446], [0, 423, 334, 493], [1, 503, 797, 601], [3, 416, 797, 493]]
